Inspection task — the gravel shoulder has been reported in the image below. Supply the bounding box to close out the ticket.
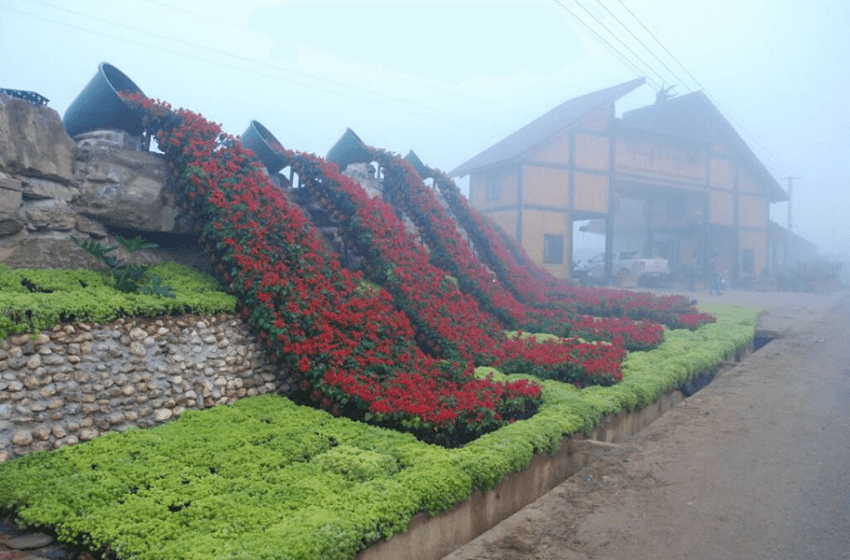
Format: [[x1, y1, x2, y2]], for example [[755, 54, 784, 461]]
[[444, 290, 850, 560]]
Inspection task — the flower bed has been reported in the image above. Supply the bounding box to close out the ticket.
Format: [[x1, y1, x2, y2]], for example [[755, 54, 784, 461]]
[[430, 169, 715, 330], [279, 151, 625, 382], [0, 306, 758, 560], [370, 153, 667, 351], [122, 94, 541, 446]]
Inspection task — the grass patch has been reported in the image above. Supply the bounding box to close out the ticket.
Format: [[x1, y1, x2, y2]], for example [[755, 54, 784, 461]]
[[0, 262, 236, 339]]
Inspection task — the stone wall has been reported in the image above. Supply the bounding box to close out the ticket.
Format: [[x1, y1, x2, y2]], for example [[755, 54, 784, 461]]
[[0, 314, 297, 462]]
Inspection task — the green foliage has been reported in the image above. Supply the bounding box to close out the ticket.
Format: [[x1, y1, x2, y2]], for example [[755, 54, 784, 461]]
[[71, 235, 175, 297], [0, 306, 757, 560], [0, 262, 236, 339]]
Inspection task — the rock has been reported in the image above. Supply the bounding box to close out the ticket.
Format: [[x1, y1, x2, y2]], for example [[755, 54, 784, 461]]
[[0, 171, 22, 214], [23, 375, 40, 389], [74, 129, 143, 152], [0, 217, 23, 237], [34, 333, 51, 346], [78, 428, 99, 441], [129, 341, 146, 356], [20, 177, 76, 201], [31, 425, 51, 440], [129, 327, 147, 341], [2, 235, 102, 269], [74, 214, 108, 238], [153, 408, 172, 422], [12, 429, 33, 446], [0, 94, 77, 183], [73, 148, 181, 232], [17, 198, 77, 231], [6, 532, 54, 550]]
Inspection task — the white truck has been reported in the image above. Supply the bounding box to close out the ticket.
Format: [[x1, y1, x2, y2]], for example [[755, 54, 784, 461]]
[[582, 251, 669, 286]]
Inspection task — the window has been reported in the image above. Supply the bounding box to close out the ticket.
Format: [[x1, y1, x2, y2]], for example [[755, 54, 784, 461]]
[[543, 234, 564, 264], [485, 174, 500, 201], [742, 249, 754, 274]]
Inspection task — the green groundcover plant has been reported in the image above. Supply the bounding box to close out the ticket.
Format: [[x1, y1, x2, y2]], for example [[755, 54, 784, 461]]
[[0, 305, 758, 560], [0, 262, 236, 339]]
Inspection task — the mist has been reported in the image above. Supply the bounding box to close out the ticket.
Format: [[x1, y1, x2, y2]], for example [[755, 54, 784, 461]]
[[2, 0, 847, 275]]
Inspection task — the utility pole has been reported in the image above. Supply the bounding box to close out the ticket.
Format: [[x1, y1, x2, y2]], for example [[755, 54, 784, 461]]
[[781, 176, 800, 229]]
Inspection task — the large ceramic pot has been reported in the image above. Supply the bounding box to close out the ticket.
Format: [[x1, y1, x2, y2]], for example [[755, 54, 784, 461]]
[[242, 120, 287, 174], [63, 62, 145, 137], [326, 128, 371, 171], [403, 150, 433, 179]]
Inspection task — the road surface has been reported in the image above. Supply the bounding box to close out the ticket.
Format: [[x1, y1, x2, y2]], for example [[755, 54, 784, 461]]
[[444, 290, 850, 560]]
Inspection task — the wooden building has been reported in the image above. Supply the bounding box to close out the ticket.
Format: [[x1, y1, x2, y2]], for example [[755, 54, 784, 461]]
[[450, 78, 789, 287]]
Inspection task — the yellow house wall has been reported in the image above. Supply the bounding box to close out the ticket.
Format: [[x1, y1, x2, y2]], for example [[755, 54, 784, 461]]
[[574, 133, 609, 171], [522, 165, 571, 207], [710, 191, 734, 225], [614, 137, 707, 183], [469, 168, 519, 208], [528, 130, 570, 165], [710, 157, 734, 189], [684, 196, 707, 225], [521, 208, 571, 279], [739, 168, 758, 193], [573, 172, 609, 213], [740, 230, 768, 278], [739, 194, 768, 228]]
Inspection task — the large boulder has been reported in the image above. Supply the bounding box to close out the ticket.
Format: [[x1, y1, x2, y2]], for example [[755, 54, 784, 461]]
[[73, 147, 184, 232], [0, 94, 77, 184], [0, 95, 196, 269]]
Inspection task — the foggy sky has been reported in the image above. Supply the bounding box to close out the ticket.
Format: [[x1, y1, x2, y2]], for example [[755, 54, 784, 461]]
[[1, 0, 847, 257]]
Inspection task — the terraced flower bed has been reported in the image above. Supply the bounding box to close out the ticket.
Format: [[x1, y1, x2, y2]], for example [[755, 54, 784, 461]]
[[0, 91, 756, 559], [0, 306, 756, 560]]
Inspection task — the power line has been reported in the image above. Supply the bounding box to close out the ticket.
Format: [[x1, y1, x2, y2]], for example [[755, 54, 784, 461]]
[[549, 0, 662, 90], [138, 0, 492, 110], [140, 0, 267, 39], [21, 0, 494, 129], [610, 0, 792, 178], [568, 0, 670, 88], [593, 0, 689, 92], [612, 0, 705, 93]]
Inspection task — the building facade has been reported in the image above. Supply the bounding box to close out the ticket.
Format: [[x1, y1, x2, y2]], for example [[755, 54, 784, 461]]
[[451, 79, 789, 287]]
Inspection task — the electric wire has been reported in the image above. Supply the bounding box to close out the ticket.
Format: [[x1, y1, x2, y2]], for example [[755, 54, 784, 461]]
[[21, 0, 494, 130], [568, 0, 670, 89], [139, 0, 493, 108], [594, 0, 690, 92], [610, 0, 792, 177], [549, 0, 662, 90]]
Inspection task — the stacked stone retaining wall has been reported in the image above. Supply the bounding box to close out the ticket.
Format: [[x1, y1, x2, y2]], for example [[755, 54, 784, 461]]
[[0, 314, 293, 462]]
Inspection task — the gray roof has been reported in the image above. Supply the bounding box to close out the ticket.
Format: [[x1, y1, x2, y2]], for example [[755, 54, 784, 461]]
[[450, 77, 645, 176], [622, 92, 788, 202]]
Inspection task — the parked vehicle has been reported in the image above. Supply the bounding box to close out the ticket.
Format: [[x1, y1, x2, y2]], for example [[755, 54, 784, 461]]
[[584, 251, 670, 287]]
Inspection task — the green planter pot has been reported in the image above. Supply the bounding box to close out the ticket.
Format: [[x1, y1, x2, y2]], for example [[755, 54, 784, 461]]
[[404, 150, 433, 179], [242, 120, 287, 174], [63, 62, 145, 137], [326, 128, 371, 171]]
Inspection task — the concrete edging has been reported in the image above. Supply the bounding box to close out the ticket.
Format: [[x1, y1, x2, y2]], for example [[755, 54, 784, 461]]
[[356, 389, 690, 560]]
